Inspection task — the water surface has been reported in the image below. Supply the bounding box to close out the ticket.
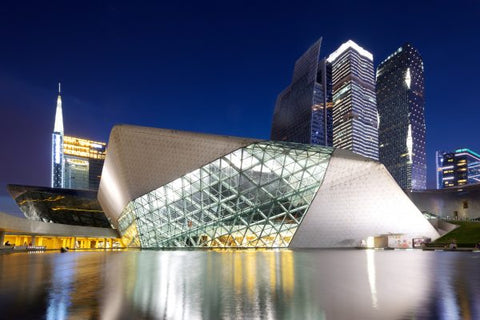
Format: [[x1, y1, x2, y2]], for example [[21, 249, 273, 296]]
[[0, 249, 479, 319]]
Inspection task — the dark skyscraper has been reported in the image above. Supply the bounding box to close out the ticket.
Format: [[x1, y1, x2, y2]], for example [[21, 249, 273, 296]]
[[376, 44, 426, 190], [271, 38, 333, 146]]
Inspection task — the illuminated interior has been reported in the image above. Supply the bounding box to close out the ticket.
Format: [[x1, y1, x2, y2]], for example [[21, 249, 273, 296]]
[[63, 136, 107, 160], [117, 141, 332, 248], [2, 234, 123, 250]]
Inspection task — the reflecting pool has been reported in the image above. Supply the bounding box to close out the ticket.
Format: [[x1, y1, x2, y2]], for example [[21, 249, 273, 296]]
[[1, 249, 479, 319]]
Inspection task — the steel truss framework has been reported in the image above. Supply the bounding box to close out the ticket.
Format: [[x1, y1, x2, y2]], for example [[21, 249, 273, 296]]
[[118, 142, 333, 248]]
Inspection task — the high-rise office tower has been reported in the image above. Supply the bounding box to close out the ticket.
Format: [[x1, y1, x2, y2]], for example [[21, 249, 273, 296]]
[[63, 136, 106, 190], [327, 40, 379, 160], [50, 84, 107, 190], [271, 38, 333, 146], [51, 83, 64, 188], [436, 149, 480, 189], [376, 44, 426, 190]]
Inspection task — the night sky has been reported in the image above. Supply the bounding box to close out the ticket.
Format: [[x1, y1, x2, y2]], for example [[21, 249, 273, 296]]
[[1, 1, 479, 216]]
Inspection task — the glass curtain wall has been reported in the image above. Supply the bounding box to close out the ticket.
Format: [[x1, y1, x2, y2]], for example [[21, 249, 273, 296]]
[[118, 142, 333, 248]]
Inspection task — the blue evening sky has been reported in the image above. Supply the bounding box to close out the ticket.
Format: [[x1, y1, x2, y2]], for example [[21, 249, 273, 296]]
[[0, 1, 479, 216]]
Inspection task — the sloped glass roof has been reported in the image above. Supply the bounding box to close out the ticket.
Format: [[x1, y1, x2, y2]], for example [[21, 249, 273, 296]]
[[118, 141, 333, 248]]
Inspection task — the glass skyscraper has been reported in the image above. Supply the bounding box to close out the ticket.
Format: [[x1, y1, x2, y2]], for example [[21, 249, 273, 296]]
[[436, 149, 480, 189], [270, 38, 333, 146], [376, 44, 426, 190], [50, 84, 107, 190], [327, 40, 379, 160], [63, 136, 107, 190], [51, 83, 64, 188]]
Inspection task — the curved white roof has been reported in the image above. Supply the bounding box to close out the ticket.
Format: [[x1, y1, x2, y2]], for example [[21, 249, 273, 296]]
[[98, 125, 258, 225], [98, 125, 439, 246], [290, 149, 439, 247]]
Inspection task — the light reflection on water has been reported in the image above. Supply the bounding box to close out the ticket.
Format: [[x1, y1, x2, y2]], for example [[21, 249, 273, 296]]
[[1, 250, 480, 319]]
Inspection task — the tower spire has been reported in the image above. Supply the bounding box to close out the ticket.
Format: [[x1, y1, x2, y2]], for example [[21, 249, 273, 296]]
[[58, 82, 61, 94], [53, 82, 64, 134], [52, 82, 65, 188]]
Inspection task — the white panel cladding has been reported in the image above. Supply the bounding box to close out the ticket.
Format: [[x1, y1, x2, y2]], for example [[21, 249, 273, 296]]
[[98, 125, 258, 226], [290, 148, 439, 248]]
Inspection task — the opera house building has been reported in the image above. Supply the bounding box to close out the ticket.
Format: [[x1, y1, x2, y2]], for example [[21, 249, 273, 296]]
[[98, 125, 439, 248]]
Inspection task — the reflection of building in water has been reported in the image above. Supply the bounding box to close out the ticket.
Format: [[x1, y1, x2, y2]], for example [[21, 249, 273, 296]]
[[366, 250, 377, 309], [99, 125, 439, 249], [126, 250, 297, 319], [100, 252, 139, 319], [46, 254, 108, 318], [46, 255, 75, 319], [281, 251, 294, 298], [68, 254, 105, 319], [128, 251, 204, 319], [426, 254, 480, 319], [232, 251, 295, 303], [0, 253, 52, 316], [98, 250, 451, 319]]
